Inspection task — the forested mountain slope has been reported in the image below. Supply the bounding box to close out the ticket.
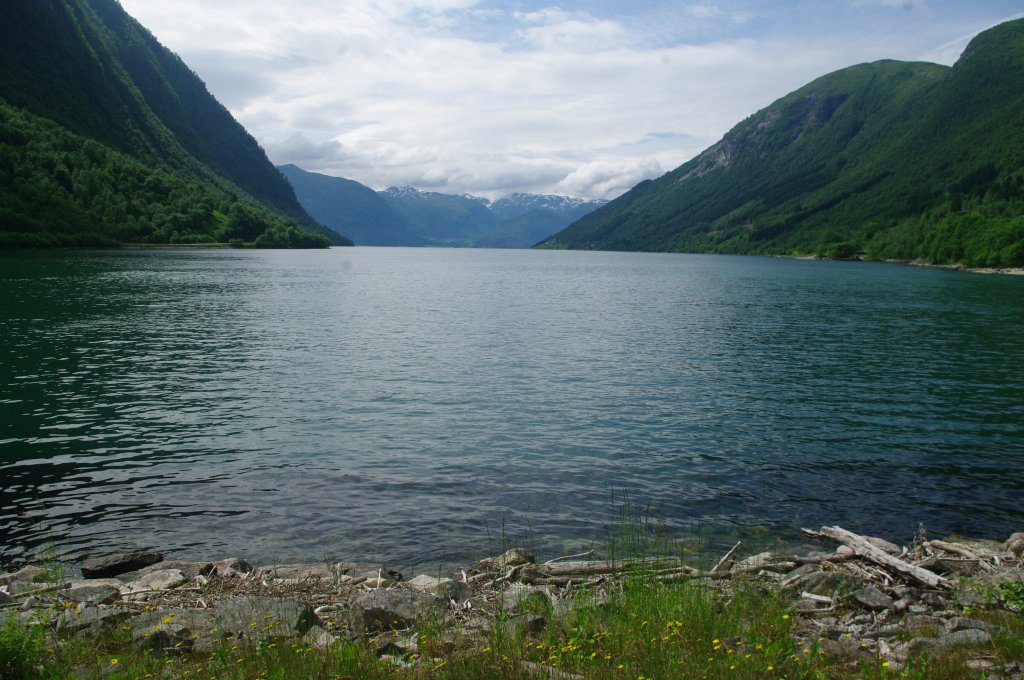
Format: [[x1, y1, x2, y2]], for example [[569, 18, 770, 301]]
[[540, 19, 1024, 267], [0, 0, 349, 247]]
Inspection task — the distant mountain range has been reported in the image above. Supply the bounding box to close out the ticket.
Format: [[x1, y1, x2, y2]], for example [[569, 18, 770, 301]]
[[281, 164, 607, 248], [0, 0, 348, 247], [540, 18, 1024, 268]]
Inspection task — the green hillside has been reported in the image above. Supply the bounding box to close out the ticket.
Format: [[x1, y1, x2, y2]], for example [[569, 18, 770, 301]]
[[540, 19, 1024, 268], [0, 0, 349, 247]]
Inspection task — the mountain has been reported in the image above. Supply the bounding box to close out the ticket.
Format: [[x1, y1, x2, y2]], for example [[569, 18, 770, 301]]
[[379, 186, 498, 246], [0, 0, 349, 247], [279, 165, 427, 246], [490, 193, 608, 224], [372, 186, 605, 247], [278, 165, 607, 247], [540, 19, 1024, 268], [473, 209, 568, 249]]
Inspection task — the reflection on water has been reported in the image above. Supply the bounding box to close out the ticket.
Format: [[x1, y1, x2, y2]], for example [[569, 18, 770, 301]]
[[1, 248, 1023, 570]]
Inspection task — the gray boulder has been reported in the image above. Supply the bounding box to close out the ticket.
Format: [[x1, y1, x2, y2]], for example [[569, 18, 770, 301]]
[[128, 608, 213, 652], [851, 586, 895, 611], [205, 558, 255, 579], [436, 580, 473, 603], [347, 590, 441, 634], [0, 566, 48, 587], [337, 562, 403, 582], [57, 604, 131, 633], [68, 584, 121, 605], [897, 628, 993, 659], [259, 563, 336, 582], [121, 569, 187, 598], [212, 597, 316, 641], [479, 548, 534, 571], [81, 552, 163, 578]]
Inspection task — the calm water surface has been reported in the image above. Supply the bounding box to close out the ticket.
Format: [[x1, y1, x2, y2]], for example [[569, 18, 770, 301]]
[[1, 248, 1023, 570]]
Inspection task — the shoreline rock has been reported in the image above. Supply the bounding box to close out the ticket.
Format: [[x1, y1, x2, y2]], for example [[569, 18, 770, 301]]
[[2, 527, 1022, 674]]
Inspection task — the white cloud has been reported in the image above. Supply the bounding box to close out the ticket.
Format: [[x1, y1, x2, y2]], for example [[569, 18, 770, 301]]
[[686, 4, 723, 19], [556, 158, 664, 200], [118, 0, 1021, 200]]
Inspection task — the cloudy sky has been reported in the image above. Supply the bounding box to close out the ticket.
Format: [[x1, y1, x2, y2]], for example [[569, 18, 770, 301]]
[[119, 1, 1021, 200]]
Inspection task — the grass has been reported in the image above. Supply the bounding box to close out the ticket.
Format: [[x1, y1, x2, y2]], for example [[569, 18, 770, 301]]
[[4, 569, 1021, 679], [4, 504, 1022, 679]]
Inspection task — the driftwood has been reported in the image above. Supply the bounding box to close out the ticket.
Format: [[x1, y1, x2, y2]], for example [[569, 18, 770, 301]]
[[927, 540, 996, 572], [468, 525, 969, 594], [927, 539, 978, 559], [709, 541, 741, 575], [801, 526, 951, 590], [793, 552, 857, 566], [541, 557, 681, 577], [543, 551, 595, 566], [487, 549, 805, 588]]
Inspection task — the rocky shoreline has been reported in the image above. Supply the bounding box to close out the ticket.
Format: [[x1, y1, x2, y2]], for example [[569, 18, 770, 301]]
[[2, 526, 1023, 677]]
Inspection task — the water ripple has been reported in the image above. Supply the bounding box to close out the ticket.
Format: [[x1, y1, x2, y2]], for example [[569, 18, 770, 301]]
[[1, 249, 1023, 570]]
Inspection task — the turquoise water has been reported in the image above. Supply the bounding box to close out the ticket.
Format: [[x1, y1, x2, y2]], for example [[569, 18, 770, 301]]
[[1, 248, 1023, 570]]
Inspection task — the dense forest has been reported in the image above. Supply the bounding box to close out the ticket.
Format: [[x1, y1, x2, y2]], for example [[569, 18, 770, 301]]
[[540, 19, 1024, 268], [0, 0, 347, 248]]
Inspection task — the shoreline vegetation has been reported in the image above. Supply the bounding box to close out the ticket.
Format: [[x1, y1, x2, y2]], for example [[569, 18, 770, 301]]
[[2, 525, 1022, 679]]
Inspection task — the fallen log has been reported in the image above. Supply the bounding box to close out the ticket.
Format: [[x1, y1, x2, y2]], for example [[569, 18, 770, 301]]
[[540, 557, 681, 577], [801, 526, 951, 590]]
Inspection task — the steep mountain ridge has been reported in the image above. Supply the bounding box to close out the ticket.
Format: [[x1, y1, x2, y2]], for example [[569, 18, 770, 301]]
[[279, 165, 427, 246], [0, 0, 349, 246], [541, 19, 1024, 267]]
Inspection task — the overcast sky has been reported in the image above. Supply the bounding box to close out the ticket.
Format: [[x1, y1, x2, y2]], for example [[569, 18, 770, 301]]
[[119, 1, 1022, 200]]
